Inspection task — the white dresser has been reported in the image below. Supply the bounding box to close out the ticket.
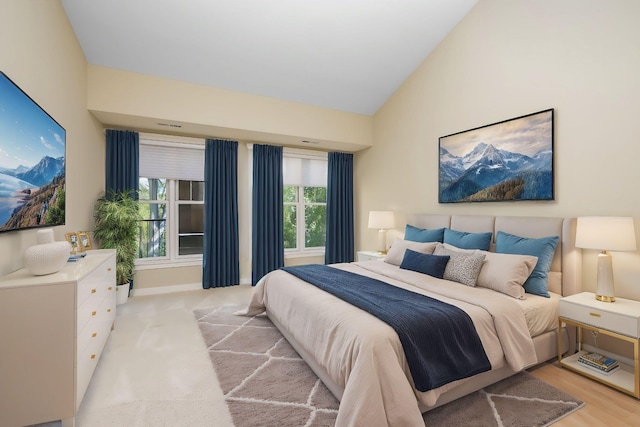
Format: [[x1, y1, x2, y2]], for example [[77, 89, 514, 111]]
[[0, 249, 116, 427]]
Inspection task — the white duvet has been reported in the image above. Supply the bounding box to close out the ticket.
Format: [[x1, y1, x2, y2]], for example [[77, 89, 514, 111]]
[[244, 261, 537, 427]]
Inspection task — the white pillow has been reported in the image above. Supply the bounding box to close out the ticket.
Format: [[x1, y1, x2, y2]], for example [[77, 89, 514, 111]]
[[384, 239, 438, 266], [442, 243, 538, 299]]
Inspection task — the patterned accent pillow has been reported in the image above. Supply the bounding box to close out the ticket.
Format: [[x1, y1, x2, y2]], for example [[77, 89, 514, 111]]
[[442, 243, 537, 299], [433, 243, 486, 287]]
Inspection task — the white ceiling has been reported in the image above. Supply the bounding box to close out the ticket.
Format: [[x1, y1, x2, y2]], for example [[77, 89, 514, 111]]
[[61, 0, 477, 116]]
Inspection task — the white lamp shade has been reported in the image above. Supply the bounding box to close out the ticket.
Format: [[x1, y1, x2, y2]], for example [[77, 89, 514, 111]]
[[575, 216, 637, 251], [368, 211, 395, 230]]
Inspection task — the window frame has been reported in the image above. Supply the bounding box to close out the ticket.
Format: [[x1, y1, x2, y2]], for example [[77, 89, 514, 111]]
[[136, 178, 205, 269], [137, 177, 168, 262], [175, 180, 205, 257], [136, 135, 205, 270], [282, 148, 328, 258]]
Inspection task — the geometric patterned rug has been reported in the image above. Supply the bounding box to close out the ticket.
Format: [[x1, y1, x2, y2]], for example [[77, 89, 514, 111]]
[[194, 305, 339, 427], [423, 371, 584, 427], [194, 305, 584, 427]]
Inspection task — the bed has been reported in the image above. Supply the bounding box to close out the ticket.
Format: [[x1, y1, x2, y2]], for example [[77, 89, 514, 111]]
[[244, 214, 582, 426]]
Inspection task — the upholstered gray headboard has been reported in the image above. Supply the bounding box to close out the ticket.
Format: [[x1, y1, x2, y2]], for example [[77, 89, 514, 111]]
[[405, 214, 582, 297]]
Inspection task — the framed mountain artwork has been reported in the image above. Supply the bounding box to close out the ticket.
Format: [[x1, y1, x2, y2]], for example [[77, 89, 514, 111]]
[[438, 109, 554, 203]]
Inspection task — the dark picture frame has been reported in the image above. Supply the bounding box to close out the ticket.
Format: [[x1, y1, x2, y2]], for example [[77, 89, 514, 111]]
[[438, 109, 554, 203], [0, 71, 66, 232]]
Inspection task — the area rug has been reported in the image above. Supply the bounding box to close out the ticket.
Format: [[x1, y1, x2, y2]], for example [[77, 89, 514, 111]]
[[194, 305, 584, 427]]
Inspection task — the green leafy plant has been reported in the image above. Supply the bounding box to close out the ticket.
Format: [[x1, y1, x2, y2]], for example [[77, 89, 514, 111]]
[[93, 190, 141, 286]]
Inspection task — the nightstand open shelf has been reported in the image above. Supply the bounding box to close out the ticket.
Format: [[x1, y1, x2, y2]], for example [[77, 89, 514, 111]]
[[558, 317, 639, 397], [559, 349, 636, 394], [558, 292, 640, 399]]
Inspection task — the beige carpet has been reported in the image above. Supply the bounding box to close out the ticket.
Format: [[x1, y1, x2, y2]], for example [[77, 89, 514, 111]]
[[194, 305, 584, 427]]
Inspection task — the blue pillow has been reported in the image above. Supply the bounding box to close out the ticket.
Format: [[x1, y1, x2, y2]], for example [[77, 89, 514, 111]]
[[444, 229, 493, 251], [495, 231, 559, 298], [400, 249, 450, 279], [404, 224, 445, 243]]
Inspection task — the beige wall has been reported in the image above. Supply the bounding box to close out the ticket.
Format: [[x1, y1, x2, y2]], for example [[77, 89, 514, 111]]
[[0, 1, 371, 288], [87, 65, 373, 153], [6, 0, 640, 299], [132, 139, 322, 289], [358, 0, 640, 300], [0, 0, 105, 276], [134, 265, 203, 291], [86, 58, 375, 290]]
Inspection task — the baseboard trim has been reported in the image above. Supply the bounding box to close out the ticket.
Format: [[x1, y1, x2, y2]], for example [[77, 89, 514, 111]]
[[131, 278, 252, 296], [131, 282, 203, 296]]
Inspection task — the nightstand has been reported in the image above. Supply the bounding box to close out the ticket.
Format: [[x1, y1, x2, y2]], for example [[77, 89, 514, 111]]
[[357, 251, 386, 262], [558, 291, 640, 398]]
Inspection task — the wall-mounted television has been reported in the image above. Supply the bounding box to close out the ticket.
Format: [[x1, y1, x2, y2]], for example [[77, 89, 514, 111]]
[[0, 71, 66, 233]]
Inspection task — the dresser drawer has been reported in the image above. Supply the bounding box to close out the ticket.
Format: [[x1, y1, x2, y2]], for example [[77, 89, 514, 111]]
[[560, 300, 640, 338], [77, 276, 100, 307], [77, 296, 114, 359], [77, 294, 103, 335], [76, 258, 116, 306], [76, 331, 107, 409], [76, 258, 116, 333]]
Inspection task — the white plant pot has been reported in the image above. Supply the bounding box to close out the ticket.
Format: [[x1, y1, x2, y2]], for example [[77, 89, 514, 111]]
[[116, 283, 129, 305]]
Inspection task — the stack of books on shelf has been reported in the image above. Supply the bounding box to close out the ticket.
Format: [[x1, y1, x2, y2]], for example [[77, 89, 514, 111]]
[[577, 352, 620, 375]]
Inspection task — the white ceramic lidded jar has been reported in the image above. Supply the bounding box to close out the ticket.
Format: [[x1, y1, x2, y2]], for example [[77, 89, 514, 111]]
[[23, 229, 72, 275]]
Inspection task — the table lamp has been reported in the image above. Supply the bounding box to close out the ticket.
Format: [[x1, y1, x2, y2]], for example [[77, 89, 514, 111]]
[[368, 211, 395, 254], [575, 216, 636, 302]]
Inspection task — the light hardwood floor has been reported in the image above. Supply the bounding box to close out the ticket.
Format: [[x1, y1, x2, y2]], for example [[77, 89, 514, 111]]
[[528, 362, 640, 426], [76, 286, 640, 426]]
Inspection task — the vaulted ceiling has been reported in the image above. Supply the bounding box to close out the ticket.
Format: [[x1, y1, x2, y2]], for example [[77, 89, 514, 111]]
[[61, 0, 477, 116]]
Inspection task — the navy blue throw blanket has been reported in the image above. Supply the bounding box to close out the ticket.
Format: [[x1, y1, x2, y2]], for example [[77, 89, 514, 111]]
[[281, 264, 491, 392]]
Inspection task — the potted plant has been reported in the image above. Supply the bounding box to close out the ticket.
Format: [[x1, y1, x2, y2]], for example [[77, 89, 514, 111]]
[[93, 190, 141, 304]]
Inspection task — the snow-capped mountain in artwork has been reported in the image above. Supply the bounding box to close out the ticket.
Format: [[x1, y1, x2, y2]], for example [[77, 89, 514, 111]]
[[439, 143, 552, 202]]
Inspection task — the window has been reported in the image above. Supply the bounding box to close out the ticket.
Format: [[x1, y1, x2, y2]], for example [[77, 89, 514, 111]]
[[137, 136, 205, 266], [177, 180, 204, 255], [138, 177, 167, 258], [282, 150, 328, 255]]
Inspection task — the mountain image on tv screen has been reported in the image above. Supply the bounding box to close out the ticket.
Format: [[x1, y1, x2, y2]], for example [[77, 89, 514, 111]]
[[0, 72, 66, 233]]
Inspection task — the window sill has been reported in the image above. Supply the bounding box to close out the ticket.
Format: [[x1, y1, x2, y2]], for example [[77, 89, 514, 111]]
[[285, 250, 325, 259], [135, 258, 202, 271]]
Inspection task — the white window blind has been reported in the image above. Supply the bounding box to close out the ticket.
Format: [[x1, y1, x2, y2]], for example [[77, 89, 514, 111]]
[[283, 154, 327, 187], [140, 140, 205, 181]]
